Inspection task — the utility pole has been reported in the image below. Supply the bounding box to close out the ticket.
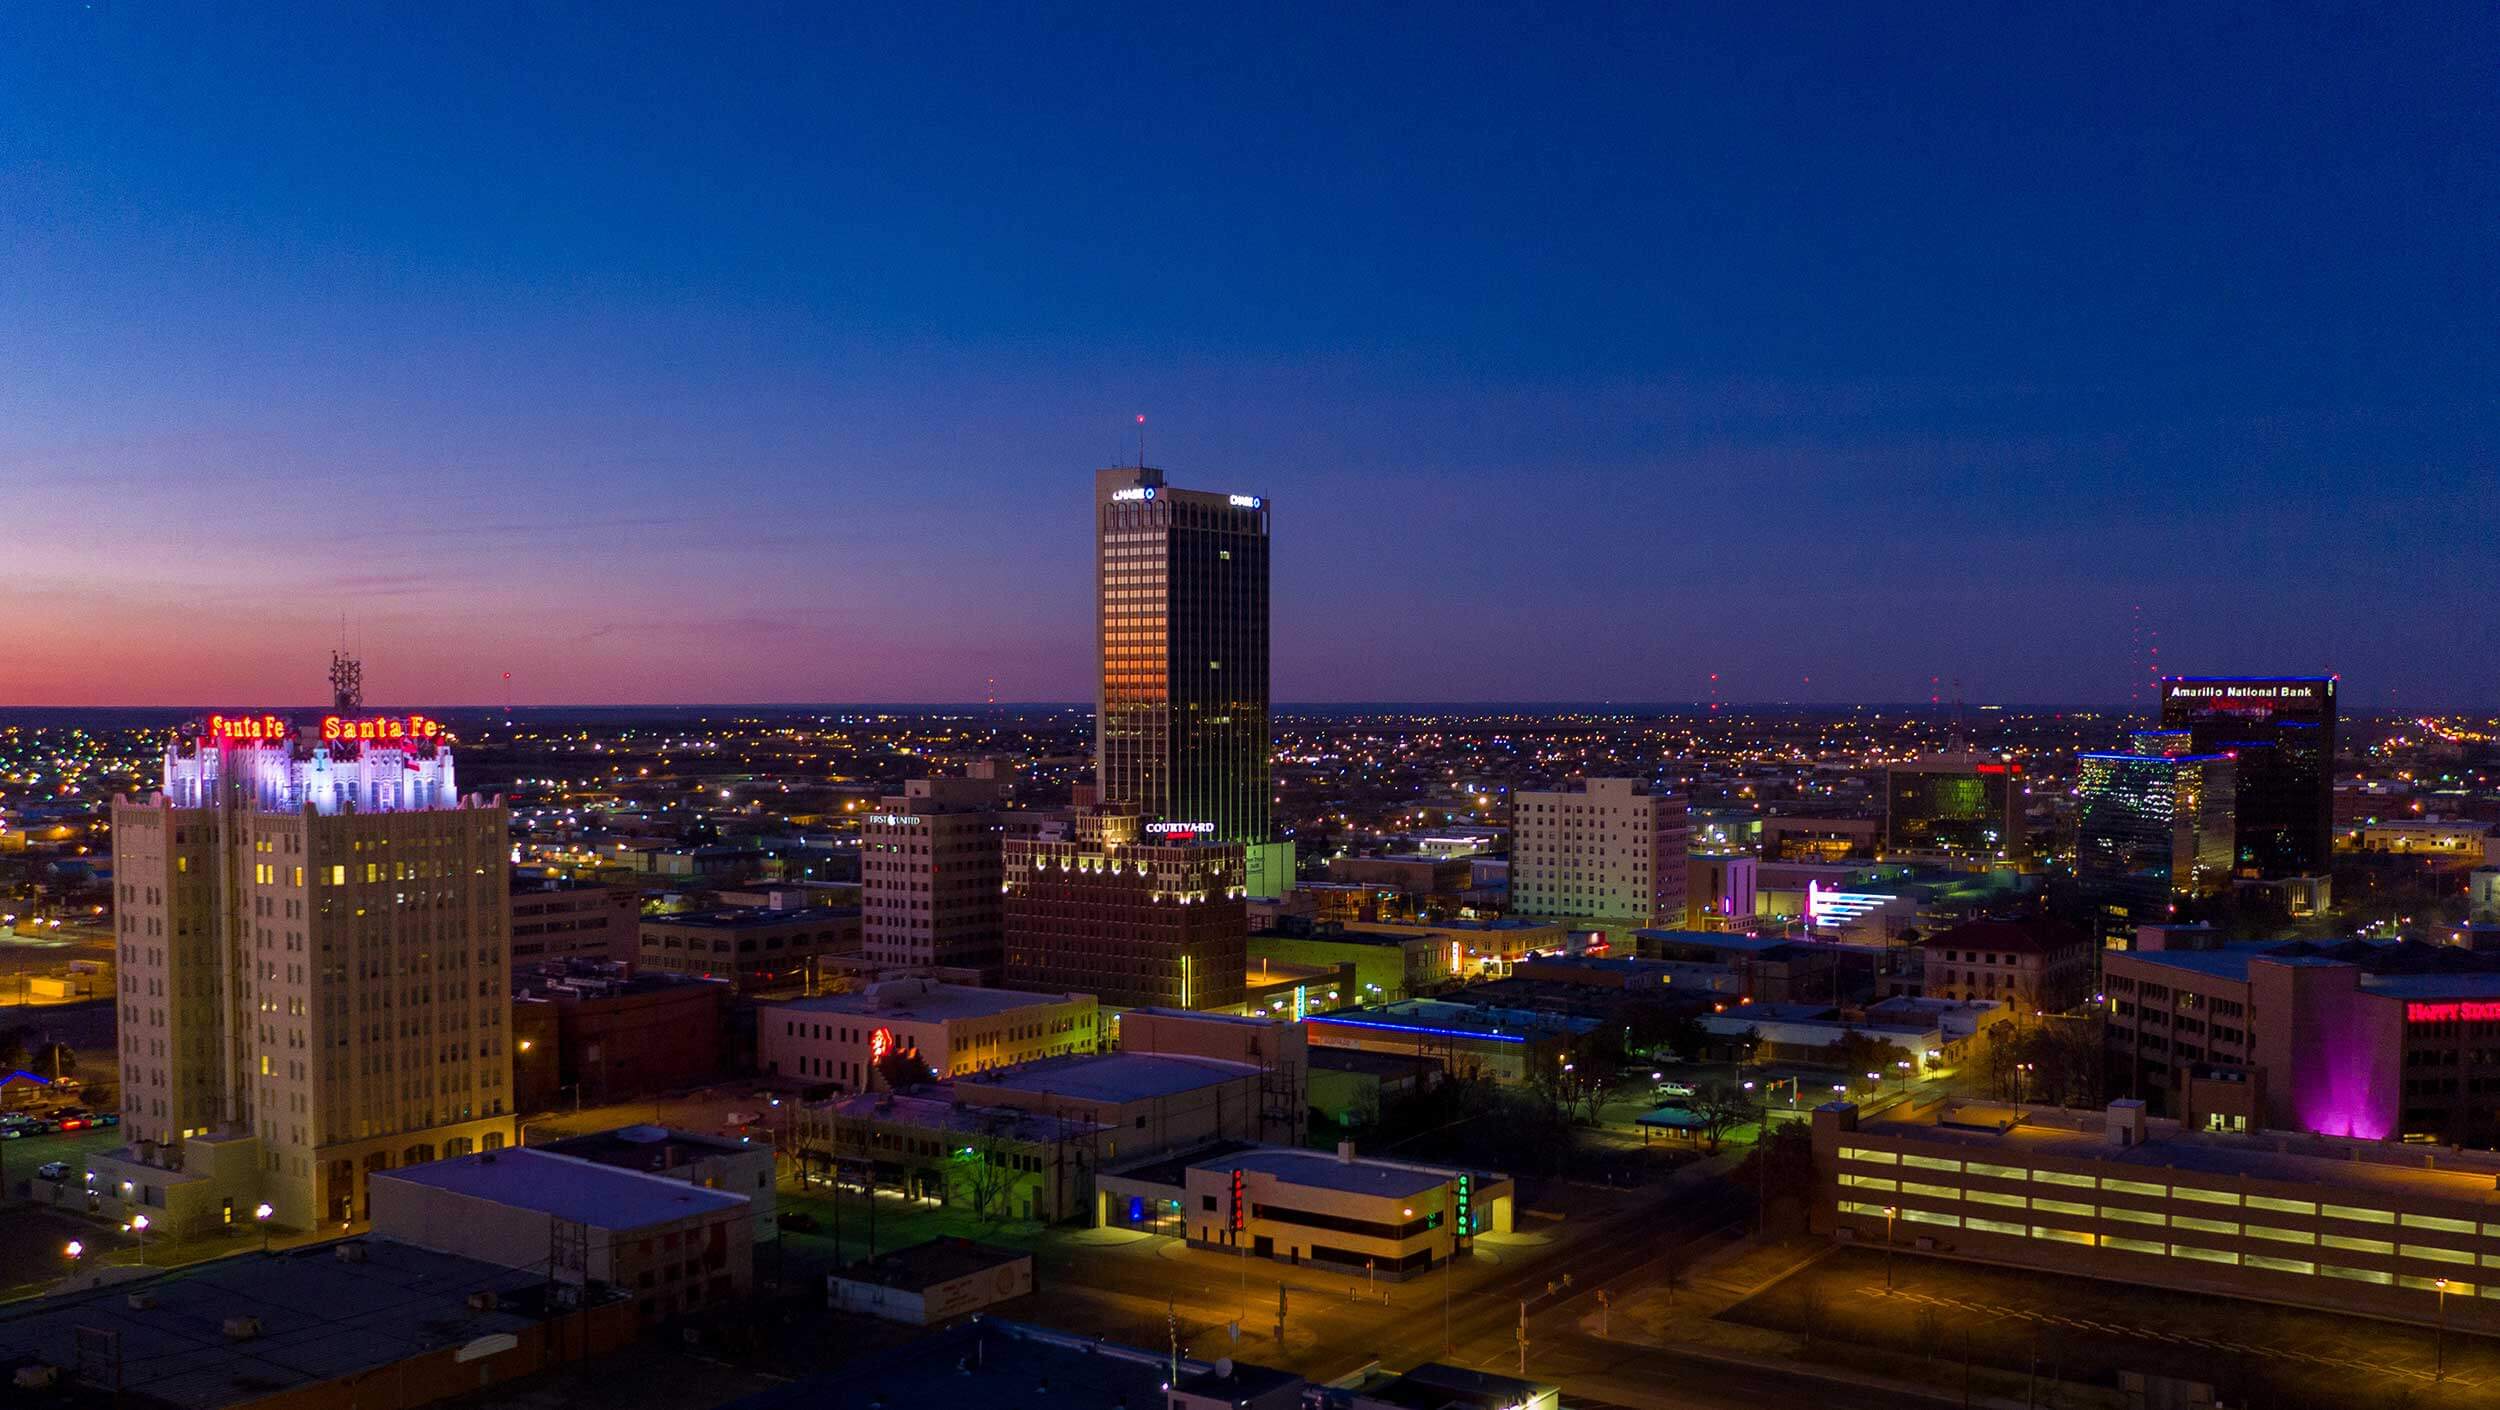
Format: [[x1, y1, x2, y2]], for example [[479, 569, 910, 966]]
[[1516, 1299, 1528, 1376], [1275, 1282, 1287, 1343]]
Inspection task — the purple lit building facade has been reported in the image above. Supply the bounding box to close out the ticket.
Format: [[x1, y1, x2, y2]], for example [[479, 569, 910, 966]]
[[2104, 936, 2500, 1147]]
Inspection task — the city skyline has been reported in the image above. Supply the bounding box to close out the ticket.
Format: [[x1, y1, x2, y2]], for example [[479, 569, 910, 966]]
[[4, 8, 2495, 708]]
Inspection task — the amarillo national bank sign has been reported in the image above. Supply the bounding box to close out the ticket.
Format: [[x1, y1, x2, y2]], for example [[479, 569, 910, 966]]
[[2163, 683, 2325, 703]]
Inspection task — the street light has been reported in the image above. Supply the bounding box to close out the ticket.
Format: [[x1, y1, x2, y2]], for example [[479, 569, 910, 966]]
[[255, 1202, 275, 1253], [128, 1213, 149, 1267], [63, 1240, 82, 1267], [2436, 1278, 2449, 1381], [1883, 1206, 1898, 1291]]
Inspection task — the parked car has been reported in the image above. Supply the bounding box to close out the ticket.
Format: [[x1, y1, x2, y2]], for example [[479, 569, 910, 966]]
[[35, 1161, 70, 1181], [96, 1112, 119, 1127]]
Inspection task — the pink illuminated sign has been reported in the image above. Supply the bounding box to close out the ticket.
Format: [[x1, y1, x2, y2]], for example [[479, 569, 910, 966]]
[[2406, 1001, 2500, 1024]]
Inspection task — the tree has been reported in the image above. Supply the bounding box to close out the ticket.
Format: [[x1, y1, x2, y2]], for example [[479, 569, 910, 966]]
[[876, 1046, 934, 1092], [952, 1116, 1019, 1222], [1689, 1081, 1755, 1153], [1819, 1029, 1914, 1095], [29, 1041, 73, 1081]]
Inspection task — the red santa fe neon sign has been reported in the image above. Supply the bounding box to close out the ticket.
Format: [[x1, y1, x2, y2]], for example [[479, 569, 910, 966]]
[[320, 714, 445, 743], [2406, 1001, 2500, 1024], [206, 714, 291, 742]]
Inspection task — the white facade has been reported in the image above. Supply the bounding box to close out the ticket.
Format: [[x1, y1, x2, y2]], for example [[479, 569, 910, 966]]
[[862, 774, 1009, 970], [109, 716, 516, 1232], [1510, 778, 1689, 926]]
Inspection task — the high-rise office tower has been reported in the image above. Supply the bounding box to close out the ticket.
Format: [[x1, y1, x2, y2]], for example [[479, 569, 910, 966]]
[[2075, 734, 2237, 946], [1000, 804, 1248, 1011], [1094, 466, 1291, 896], [103, 692, 515, 1231], [2159, 676, 2336, 878], [1884, 756, 2029, 866], [861, 768, 1011, 972], [1509, 778, 1690, 928]]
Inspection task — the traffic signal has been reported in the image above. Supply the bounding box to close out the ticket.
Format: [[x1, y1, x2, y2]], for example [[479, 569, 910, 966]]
[[1230, 1168, 1245, 1230], [1454, 1173, 1472, 1236]]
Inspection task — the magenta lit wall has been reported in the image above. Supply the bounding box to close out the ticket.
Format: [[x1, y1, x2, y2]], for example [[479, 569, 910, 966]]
[[2250, 958, 2402, 1140]]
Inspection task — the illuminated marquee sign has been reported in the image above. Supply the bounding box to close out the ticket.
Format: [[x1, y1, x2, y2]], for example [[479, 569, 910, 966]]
[[1111, 486, 1156, 502], [867, 814, 923, 827], [869, 1027, 895, 1062], [320, 714, 445, 744], [206, 714, 291, 743], [1227, 494, 1262, 509], [1144, 821, 1216, 836], [2163, 683, 2324, 702], [2406, 1001, 2500, 1024]]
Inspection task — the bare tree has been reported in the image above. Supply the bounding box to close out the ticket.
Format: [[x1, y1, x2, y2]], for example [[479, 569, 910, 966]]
[[954, 1115, 1020, 1223]]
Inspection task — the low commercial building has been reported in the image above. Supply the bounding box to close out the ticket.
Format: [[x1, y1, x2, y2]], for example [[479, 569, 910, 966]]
[[1324, 1364, 1561, 1410], [795, 1091, 1110, 1221], [1636, 930, 1843, 1003], [1325, 854, 1475, 896], [369, 1147, 755, 1322], [1920, 917, 2094, 1012], [1813, 1097, 2500, 1335], [0, 1241, 636, 1410], [536, 1124, 777, 1243], [721, 1317, 1301, 1410], [1250, 918, 1455, 1002], [827, 1238, 1032, 1325], [757, 978, 1101, 1090], [1308, 1048, 1442, 1127], [1244, 955, 1356, 1018], [1303, 1000, 1597, 1085], [510, 876, 640, 964], [1099, 1142, 1513, 1278], [511, 960, 730, 1113], [2103, 934, 2500, 1144], [956, 1049, 1300, 1149], [636, 905, 861, 993]]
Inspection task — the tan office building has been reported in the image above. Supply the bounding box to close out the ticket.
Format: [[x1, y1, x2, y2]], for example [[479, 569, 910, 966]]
[[103, 705, 516, 1232], [862, 770, 1010, 971], [1510, 778, 1689, 927]]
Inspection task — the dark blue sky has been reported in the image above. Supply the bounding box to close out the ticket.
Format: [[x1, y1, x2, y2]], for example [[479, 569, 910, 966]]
[[4, 5, 2494, 707]]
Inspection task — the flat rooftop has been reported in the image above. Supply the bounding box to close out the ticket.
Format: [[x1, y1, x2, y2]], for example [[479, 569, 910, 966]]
[[954, 1052, 1260, 1104], [1307, 1046, 1442, 1077], [821, 1092, 1110, 1144], [768, 983, 1082, 1023], [1194, 1146, 1459, 1201], [644, 906, 857, 929], [0, 1240, 559, 1410], [1307, 999, 1600, 1041], [833, 1237, 1029, 1291], [1857, 1101, 2500, 1210], [537, 1124, 755, 1173], [372, 1147, 749, 1229], [724, 1317, 1294, 1410]]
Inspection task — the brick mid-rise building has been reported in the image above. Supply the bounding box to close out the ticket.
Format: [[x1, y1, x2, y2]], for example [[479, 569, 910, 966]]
[[1002, 804, 1246, 1012]]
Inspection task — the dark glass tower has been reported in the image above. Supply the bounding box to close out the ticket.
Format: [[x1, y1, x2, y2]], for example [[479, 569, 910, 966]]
[[2158, 676, 2336, 878], [2074, 743, 2237, 945], [1094, 466, 1272, 857]]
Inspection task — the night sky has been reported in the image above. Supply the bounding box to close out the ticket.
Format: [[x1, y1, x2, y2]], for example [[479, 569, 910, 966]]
[[4, 5, 2494, 708]]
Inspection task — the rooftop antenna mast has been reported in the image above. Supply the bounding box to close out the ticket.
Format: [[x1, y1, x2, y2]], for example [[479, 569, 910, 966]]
[[329, 616, 363, 712], [1948, 678, 1968, 760], [1136, 413, 1147, 468]]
